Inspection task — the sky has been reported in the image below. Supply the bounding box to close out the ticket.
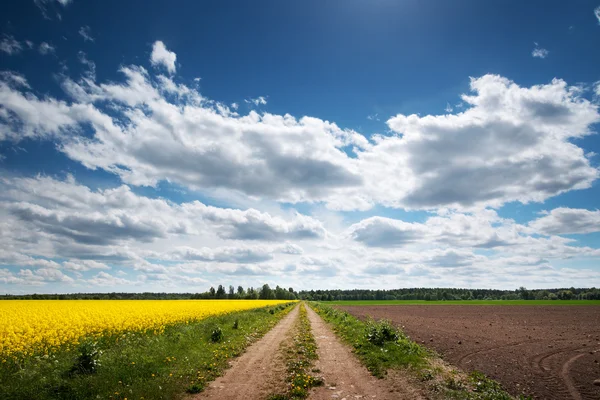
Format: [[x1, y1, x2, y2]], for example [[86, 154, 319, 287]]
[[0, 0, 600, 294]]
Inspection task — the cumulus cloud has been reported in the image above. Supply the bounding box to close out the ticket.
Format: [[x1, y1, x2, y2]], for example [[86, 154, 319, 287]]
[[384, 75, 599, 209], [0, 44, 599, 291], [150, 41, 176, 74], [183, 202, 327, 241], [529, 208, 600, 235], [1, 50, 596, 211], [63, 260, 110, 271], [595, 6, 600, 24], [346, 210, 600, 261]]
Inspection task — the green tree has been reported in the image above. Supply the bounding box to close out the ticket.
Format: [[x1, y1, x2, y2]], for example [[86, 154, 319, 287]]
[[216, 285, 226, 299], [259, 284, 274, 300]]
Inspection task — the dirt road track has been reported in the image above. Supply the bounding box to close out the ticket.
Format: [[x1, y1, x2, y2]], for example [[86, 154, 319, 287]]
[[193, 305, 299, 400], [305, 306, 425, 400]]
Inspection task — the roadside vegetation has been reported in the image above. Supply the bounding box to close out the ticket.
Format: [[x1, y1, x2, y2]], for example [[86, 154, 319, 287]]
[[309, 302, 531, 400], [0, 303, 294, 400], [268, 303, 323, 400]]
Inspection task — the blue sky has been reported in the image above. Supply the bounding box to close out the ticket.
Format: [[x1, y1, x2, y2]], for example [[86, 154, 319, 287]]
[[0, 0, 599, 293]]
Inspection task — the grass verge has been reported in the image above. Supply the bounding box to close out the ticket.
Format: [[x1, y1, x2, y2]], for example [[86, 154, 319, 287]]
[[0, 302, 295, 400], [309, 302, 531, 400], [268, 303, 323, 400]]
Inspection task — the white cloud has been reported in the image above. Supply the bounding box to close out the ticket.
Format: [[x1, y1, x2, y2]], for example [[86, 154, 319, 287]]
[[0, 35, 22, 55], [595, 6, 600, 24], [0, 72, 30, 89], [78, 26, 94, 42], [532, 45, 549, 59], [62, 260, 110, 271], [2, 62, 597, 212], [529, 208, 600, 235], [38, 42, 55, 55], [245, 96, 267, 106], [346, 210, 600, 260], [0, 44, 599, 292], [150, 41, 176, 74], [383, 75, 599, 210], [34, 0, 72, 19]]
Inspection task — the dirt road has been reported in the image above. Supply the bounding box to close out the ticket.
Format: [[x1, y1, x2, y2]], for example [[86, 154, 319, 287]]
[[305, 305, 425, 400], [193, 305, 299, 400]]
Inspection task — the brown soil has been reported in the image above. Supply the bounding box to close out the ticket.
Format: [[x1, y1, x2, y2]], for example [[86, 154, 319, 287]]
[[340, 305, 600, 400], [193, 305, 299, 400], [306, 305, 426, 400]]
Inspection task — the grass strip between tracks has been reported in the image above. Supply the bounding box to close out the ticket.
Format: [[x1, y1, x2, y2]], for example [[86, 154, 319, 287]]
[[309, 302, 532, 400], [268, 302, 323, 400], [0, 302, 295, 400]]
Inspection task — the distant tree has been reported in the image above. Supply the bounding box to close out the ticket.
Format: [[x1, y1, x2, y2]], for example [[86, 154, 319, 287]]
[[228, 285, 235, 299], [259, 284, 274, 300], [216, 285, 226, 299], [209, 287, 216, 298], [246, 287, 258, 299], [237, 286, 245, 297]]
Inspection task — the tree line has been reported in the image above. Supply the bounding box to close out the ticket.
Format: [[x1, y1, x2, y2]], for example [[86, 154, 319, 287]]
[[0, 284, 297, 300], [296, 286, 600, 301], [2, 286, 599, 301]]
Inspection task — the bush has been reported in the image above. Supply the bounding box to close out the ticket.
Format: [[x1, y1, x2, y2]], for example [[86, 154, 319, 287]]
[[69, 341, 101, 376], [365, 319, 399, 346], [233, 319, 239, 329], [210, 326, 223, 343]]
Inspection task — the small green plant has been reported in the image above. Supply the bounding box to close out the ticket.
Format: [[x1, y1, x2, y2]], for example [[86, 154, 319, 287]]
[[68, 341, 101, 376], [233, 319, 239, 329], [186, 382, 205, 394], [269, 309, 275, 314], [210, 326, 223, 343], [420, 369, 434, 381]]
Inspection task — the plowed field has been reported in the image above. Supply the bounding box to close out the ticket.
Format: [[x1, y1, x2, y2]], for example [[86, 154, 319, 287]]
[[339, 305, 600, 400]]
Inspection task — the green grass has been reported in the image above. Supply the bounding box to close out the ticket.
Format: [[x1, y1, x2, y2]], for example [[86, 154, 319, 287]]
[[309, 302, 528, 400], [0, 303, 294, 400], [325, 299, 600, 306]]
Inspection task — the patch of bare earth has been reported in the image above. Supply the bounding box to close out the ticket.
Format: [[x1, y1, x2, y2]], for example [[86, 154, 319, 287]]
[[192, 305, 299, 400], [340, 305, 600, 400], [305, 305, 426, 400]]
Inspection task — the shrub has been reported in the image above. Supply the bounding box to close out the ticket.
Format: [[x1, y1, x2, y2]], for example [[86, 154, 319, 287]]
[[365, 319, 399, 346], [210, 326, 223, 343], [69, 341, 101, 375]]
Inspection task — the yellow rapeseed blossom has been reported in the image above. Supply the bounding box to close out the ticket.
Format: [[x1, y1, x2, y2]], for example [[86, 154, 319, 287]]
[[0, 300, 291, 358]]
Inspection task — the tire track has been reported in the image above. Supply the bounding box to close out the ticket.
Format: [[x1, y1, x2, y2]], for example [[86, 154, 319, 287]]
[[192, 305, 299, 400], [305, 305, 425, 400]]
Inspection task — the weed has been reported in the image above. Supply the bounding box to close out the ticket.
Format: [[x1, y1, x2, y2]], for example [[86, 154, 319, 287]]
[[186, 382, 205, 394], [210, 326, 223, 343], [233, 319, 239, 329]]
